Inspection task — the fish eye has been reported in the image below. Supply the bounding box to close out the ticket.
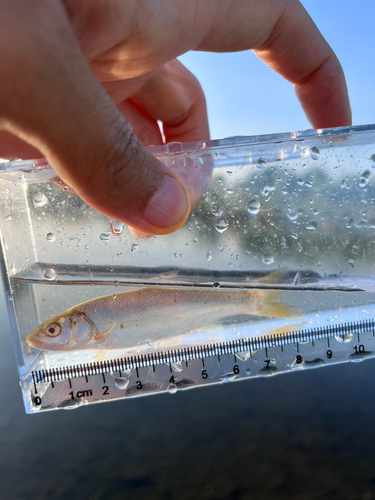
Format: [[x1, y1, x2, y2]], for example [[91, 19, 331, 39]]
[[44, 323, 61, 337]]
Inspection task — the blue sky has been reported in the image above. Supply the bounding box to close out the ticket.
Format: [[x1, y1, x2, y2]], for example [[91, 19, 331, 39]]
[[179, 0, 375, 139]]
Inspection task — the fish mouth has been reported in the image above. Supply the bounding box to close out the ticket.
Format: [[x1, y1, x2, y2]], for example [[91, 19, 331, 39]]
[[26, 334, 46, 350]]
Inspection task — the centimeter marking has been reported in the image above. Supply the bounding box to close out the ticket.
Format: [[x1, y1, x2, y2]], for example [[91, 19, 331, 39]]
[[32, 319, 375, 385]]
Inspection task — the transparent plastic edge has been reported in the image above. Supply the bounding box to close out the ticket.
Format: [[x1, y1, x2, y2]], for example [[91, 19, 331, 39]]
[[1, 123, 375, 175], [0, 244, 30, 412]]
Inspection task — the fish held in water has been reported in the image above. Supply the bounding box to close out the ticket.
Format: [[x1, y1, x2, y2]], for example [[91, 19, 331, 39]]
[[26, 287, 299, 351]]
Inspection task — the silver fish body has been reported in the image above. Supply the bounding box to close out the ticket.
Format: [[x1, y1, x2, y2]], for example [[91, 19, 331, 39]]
[[27, 287, 294, 351]]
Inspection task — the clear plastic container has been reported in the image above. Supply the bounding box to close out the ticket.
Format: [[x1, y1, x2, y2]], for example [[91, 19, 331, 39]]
[[2, 124, 375, 412]]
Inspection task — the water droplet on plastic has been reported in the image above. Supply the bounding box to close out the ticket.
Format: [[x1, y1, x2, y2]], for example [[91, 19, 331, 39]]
[[346, 218, 354, 229], [206, 250, 212, 261], [115, 377, 130, 390], [247, 200, 260, 215], [99, 233, 110, 243], [5, 215, 11, 221], [287, 209, 303, 222], [291, 358, 304, 369], [261, 185, 275, 197], [215, 220, 229, 233], [335, 333, 353, 343], [359, 171, 370, 187], [257, 157, 267, 169], [33, 192, 48, 208], [262, 254, 274, 265], [220, 372, 238, 382], [310, 146, 320, 160], [46, 232, 55, 242], [110, 219, 124, 236], [236, 351, 252, 361], [167, 383, 178, 394], [213, 282, 220, 288], [7, 294, 13, 301], [170, 361, 183, 373], [297, 178, 304, 186], [131, 243, 138, 253], [44, 268, 56, 280], [348, 259, 355, 268], [245, 368, 251, 375], [306, 220, 317, 230]]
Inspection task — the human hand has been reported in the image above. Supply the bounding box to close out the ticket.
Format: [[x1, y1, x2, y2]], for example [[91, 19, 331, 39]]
[[0, 0, 351, 235]]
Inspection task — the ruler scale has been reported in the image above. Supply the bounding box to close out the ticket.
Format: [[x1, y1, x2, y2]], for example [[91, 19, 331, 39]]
[[28, 318, 375, 412]]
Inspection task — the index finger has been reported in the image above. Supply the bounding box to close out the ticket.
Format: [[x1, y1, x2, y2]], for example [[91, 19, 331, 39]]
[[198, 0, 351, 129], [252, 1, 351, 128]]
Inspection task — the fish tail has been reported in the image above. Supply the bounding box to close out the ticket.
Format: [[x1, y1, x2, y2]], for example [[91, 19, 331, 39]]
[[258, 291, 301, 319]]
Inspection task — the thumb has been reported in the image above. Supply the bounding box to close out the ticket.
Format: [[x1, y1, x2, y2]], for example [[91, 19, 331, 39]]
[[0, 2, 190, 235]]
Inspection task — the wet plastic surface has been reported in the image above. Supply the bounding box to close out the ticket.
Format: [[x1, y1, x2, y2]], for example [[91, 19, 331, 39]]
[[1, 124, 375, 412]]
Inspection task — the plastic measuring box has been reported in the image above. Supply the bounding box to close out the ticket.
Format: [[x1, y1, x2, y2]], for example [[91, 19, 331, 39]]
[[1, 124, 375, 413]]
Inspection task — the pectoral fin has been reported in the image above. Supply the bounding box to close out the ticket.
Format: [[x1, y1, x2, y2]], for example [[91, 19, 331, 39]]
[[94, 324, 115, 341]]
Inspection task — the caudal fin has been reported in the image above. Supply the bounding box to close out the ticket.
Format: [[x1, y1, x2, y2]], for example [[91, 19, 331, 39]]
[[259, 291, 301, 319]]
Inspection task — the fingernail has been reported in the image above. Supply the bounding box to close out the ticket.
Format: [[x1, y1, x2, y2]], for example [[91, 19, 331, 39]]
[[144, 174, 190, 231]]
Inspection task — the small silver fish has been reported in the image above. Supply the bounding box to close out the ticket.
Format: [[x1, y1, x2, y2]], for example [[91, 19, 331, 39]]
[[27, 287, 298, 351]]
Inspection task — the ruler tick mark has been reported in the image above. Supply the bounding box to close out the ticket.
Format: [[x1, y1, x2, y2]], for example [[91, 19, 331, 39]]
[[32, 372, 37, 395]]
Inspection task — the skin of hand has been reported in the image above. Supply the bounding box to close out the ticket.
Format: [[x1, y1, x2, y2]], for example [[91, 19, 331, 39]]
[[0, 0, 351, 235]]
